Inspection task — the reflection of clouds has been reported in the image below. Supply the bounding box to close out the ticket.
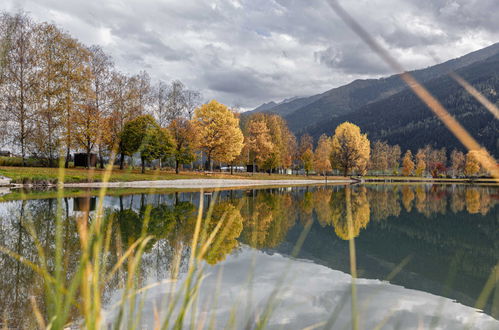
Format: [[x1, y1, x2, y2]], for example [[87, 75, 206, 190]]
[[104, 247, 498, 329]]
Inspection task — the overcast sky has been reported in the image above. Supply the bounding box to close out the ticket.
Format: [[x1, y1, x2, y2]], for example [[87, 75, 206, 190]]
[[2, 0, 498, 109]]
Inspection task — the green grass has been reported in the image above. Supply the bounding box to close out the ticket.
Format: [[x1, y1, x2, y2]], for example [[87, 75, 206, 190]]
[[0, 166, 346, 184]]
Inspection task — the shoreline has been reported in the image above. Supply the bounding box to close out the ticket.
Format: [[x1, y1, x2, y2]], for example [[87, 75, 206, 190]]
[[61, 178, 351, 189]]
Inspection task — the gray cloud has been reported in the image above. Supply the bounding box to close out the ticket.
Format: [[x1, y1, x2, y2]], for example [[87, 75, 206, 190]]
[[1, 0, 498, 109]]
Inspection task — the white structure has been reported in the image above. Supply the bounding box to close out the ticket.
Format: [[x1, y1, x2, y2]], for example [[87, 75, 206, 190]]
[[0, 176, 11, 186]]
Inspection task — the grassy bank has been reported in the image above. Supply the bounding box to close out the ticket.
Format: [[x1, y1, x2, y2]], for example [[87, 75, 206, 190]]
[[0, 166, 341, 184], [361, 175, 498, 184]]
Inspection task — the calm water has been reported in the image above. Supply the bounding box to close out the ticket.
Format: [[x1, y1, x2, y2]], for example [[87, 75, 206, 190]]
[[0, 184, 497, 329]]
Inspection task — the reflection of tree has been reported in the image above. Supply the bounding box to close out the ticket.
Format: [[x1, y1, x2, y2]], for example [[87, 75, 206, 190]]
[[203, 202, 243, 265], [112, 199, 196, 252], [331, 186, 370, 240], [0, 199, 82, 329], [415, 186, 427, 215], [466, 189, 481, 214], [313, 188, 333, 227], [401, 186, 415, 212], [239, 191, 296, 250], [450, 188, 466, 213], [367, 186, 401, 221], [299, 190, 314, 225]]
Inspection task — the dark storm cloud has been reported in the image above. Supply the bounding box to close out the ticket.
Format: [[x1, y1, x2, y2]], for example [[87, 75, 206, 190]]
[[1, 0, 498, 109]]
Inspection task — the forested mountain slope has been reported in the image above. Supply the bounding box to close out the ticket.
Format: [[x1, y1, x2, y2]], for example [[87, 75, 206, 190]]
[[250, 42, 499, 135], [306, 53, 499, 156]]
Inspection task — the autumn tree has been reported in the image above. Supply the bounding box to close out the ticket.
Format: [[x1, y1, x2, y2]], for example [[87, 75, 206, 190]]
[[301, 148, 314, 176], [401, 150, 415, 176], [169, 118, 196, 174], [88, 45, 114, 167], [0, 13, 38, 165], [246, 115, 273, 172], [388, 144, 401, 173], [192, 100, 244, 171], [32, 23, 66, 166], [427, 147, 447, 177], [73, 103, 104, 168], [59, 35, 92, 168], [330, 122, 370, 176], [415, 149, 427, 177], [314, 134, 332, 176], [370, 140, 389, 173], [450, 149, 465, 177], [243, 113, 296, 174], [464, 150, 481, 177]]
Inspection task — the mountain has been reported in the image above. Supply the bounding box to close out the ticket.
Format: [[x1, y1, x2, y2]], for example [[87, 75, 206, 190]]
[[252, 101, 278, 112], [249, 94, 323, 117], [306, 53, 499, 157], [250, 42, 499, 134]]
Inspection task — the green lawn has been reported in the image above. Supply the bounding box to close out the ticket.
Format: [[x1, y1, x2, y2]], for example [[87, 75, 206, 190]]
[[0, 166, 342, 184]]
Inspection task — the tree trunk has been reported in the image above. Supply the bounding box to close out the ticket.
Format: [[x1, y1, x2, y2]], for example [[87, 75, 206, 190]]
[[141, 156, 146, 174], [208, 153, 213, 171], [87, 151, 91, 169], [120, 152, 125, 170], [65, 148, 70, 168], [99, 146, 104, 168], [230, 164, 233, 175], [175, 159, 180, 174]]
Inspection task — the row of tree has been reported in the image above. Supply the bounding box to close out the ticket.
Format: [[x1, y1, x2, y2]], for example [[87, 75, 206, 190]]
[[0, 12, 201, 168], [400, 147, 488, 177]]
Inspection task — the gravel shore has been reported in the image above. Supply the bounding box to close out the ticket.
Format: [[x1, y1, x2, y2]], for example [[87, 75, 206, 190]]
[[63, 178, 352, 189]]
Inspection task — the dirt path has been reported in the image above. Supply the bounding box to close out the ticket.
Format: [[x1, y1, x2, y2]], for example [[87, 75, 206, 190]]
[[63, 178, 352, 189]]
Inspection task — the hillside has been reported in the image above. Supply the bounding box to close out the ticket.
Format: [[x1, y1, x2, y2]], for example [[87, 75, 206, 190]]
[[306, 53, 499, 156], [251, 42, 499, 133]]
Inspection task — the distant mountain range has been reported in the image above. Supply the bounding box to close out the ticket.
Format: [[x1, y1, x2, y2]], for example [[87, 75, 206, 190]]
[[249, 42, 499, 156]]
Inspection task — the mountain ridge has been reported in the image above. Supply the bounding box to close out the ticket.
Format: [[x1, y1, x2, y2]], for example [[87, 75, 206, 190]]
[[250, 42, 499, 133], [306, 52, 499, 156]]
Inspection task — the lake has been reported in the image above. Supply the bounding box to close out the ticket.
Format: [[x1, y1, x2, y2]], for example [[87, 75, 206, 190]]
[[0, 184, 497, 329]]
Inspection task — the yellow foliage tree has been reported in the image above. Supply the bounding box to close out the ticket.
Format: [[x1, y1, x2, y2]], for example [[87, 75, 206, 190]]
[[246, 117, 274, 169], [314, 134, 332, 176], [464, 150, 481, 177], [330, 122, 370, 176], [192, 100, 244, 170], [301, 149, 314, 176], [415, 149, 426, 177], [402, 150, 415, 176]]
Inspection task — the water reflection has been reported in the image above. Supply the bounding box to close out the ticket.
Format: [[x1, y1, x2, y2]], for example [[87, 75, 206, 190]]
[[0, 184, 497, 328]]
